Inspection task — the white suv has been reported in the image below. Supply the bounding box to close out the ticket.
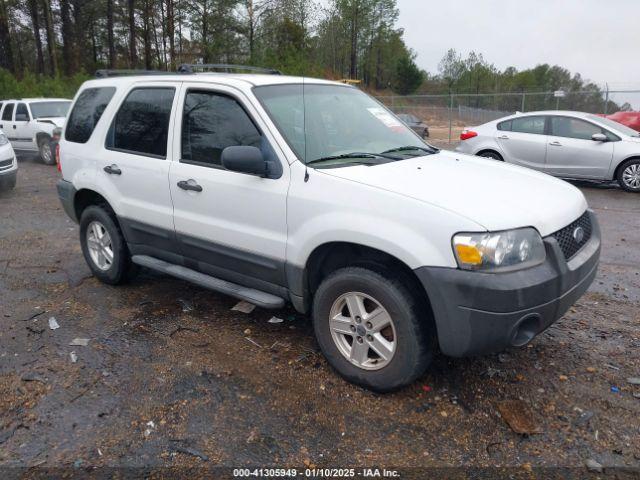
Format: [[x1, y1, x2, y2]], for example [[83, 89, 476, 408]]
[[0, 98, 71, 164], [0, 129, 17, 190], [56, 68, 601, 391]]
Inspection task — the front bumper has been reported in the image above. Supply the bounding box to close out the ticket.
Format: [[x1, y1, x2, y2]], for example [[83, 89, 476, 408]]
[[0, 168, 16, 189], [415, 210, 601, 357], [0, 154, 17, 188]]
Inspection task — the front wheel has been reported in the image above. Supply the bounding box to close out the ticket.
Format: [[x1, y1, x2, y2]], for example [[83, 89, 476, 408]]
[[312, 267, 434, 392], [617, 159, 640, 192], [38, 137, 55, 165]]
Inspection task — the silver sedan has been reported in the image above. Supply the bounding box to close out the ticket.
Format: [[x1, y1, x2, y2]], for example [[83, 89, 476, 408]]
[[455, 111, 640, 192]]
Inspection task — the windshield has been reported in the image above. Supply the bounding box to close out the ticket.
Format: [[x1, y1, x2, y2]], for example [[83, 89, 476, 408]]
[[29, 101, 71, 119], [254, 84, 435, 167], [587, 114, 639, 137]]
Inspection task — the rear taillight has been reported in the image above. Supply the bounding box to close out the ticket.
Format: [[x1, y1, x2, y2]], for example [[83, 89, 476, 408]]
[[460, 130, 478, 141], [56, 144, 61, 172]]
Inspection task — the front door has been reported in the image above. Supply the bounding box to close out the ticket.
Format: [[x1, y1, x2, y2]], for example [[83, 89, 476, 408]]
[[13, 103, 36, 151], [545, 116, 615, 179], [495, 115, 548, 171], [169, 84, 290, 291], [94, 82, 180, 259]]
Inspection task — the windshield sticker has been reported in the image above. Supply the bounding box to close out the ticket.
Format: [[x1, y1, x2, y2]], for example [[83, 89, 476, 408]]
[[367, 107, 404, 130]]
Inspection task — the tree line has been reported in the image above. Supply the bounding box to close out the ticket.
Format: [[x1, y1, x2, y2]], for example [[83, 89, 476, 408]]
[[0, 0, 423, 95], [0, 1, 625, 112]]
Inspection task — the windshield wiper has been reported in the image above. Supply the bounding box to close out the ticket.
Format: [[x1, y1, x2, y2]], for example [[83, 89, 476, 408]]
[[381, 145, 438, 155], [306, 152, 394, 165]]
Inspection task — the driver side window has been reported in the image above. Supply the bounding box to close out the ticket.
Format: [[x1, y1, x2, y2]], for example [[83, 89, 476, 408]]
[[181, 90, 262, 168], [550, 117, 604, 140]]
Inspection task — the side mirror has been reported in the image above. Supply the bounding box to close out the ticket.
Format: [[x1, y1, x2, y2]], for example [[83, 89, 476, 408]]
[[221, 146, 267, 177], [15, 113, 29, 122], [592, 133, 608, 142]]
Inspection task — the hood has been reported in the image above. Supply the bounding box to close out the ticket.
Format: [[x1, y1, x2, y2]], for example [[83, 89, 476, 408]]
[[320, 150, 587, 236], [36, 117, 66, 128]]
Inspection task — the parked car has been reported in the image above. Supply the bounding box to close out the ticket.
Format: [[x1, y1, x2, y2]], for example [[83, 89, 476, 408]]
[[0, 98, 72, 164], [57, 70, 600, 391], [600, 111, 640, 132], [397, 113, 429, 138], [0, 129, 17, 190], [456, 111, 640, 192]]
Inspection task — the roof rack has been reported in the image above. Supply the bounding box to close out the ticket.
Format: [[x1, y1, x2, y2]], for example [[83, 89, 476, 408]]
[[95, 69, 175, 78], [177, 64, 282, 75]]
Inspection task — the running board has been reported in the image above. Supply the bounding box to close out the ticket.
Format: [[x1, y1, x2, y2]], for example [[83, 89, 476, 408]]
[[131, 255, 285, 309]]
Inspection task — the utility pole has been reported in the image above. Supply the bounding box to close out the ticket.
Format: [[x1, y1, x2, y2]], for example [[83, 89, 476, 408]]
[[604, 83, 610, 114], [448, 93, 453, 143], [521, 92, 526, 112]]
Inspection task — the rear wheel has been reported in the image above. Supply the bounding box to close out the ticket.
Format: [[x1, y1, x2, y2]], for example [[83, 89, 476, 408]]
[[478, 150, 503, 161], [38, 137, 54, 165], [617, 159, 640, 192], [312, 267, 434, 392], [79, 205, 138, 284]]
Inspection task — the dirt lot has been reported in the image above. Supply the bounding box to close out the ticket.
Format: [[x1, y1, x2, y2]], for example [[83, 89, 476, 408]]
[[1, 155, 639, 477]]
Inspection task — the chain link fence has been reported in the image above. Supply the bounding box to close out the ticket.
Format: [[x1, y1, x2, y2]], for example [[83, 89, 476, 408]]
[[377, 90, 640, 145]]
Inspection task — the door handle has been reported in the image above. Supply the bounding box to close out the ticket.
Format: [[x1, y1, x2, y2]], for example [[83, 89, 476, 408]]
[[13, 125, 16, 129], [549, 141, 562, 146], [498, 135, 509, 139], [103, 164, 122, 175], [177, 180, 203, 192]]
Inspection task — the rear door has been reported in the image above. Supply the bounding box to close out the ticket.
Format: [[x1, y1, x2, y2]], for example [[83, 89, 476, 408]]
[[545, 116, 615, 179], [13, 103, 35, 151], [95, 82, 180, 259], [495, 115, 548, 170], [168, 83, 289, 291]]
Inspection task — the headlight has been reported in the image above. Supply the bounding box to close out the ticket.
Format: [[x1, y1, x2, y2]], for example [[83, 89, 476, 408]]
[[0, 133, 7, 146], [453, 228, 545, 272]]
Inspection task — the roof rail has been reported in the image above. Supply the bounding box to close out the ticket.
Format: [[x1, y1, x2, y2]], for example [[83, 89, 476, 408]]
[[95, 69, 174, 78], [177, 64, 282, 75]]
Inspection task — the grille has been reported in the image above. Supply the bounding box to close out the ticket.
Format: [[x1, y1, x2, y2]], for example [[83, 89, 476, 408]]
[[0, 158, 12, 169], [550, 211, 592, 261]]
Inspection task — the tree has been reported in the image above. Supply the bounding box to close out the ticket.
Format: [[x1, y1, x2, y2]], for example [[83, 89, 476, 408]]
[[0, 0, 14, 72], [438, 48, 464, 93], [107, 0, 115, 68], [27, 0, 45, 75], [394, 53, 423, 95]]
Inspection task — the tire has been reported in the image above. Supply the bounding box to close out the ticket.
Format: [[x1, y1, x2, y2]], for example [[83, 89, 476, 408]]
[[478, 150, 503, 161], [38, 137, 55, 165], [79, 205, 138, 284], [312, 267, 434, 392], [616, 159, 640, 192]]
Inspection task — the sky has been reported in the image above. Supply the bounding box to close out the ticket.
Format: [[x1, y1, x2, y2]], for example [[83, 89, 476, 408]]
[[396, 0, 640, 107]]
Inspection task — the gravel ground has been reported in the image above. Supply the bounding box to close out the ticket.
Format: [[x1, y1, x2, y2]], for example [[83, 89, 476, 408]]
[[1, 155, 639, 478]]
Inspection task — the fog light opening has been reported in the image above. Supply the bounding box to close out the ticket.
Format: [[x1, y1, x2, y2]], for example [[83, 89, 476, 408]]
[[511, 314, 541, 347]]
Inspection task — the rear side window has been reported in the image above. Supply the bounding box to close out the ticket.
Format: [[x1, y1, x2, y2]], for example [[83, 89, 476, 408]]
[[107, 87, 175, 158], [497, 120, 511, 131], [66, 87, 116, 143], [2, 103, 14, 121], [510, 116, 545, 135]]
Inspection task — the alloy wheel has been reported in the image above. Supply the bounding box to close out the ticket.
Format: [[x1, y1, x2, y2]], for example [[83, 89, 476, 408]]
[[86, 221, 114, 271], [328, 292, 397, 370]]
